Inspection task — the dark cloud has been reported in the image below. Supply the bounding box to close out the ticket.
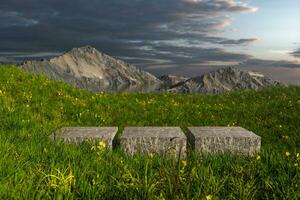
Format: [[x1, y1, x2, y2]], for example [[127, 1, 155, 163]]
[[183, 0, 258, 13], [219, 38, 258, 45], [0, 10, 39, 27], [290, 47, 300, 58], [0, 0, 259, 65]]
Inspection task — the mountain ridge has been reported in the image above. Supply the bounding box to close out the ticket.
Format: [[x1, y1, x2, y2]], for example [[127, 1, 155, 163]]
[[164, 66, 284, 93], [20, 46, 285, 93], [21, 46, 161, 92]]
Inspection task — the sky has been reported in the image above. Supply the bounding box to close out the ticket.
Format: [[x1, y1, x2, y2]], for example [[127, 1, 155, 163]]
[[0, 0, 300, 84]]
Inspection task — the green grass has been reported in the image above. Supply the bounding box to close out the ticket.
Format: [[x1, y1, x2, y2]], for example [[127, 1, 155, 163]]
[[0, 65, 299, 199]]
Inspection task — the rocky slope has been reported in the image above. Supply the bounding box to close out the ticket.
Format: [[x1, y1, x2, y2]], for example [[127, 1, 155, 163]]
[[20, 46, 284, 93], [158, 74, 189, 89], [20, 46, 161, 92], [164, 66, 284, 93]]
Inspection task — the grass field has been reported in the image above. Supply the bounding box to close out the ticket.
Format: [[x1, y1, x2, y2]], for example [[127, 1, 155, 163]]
[[0, 65, 299, 199]]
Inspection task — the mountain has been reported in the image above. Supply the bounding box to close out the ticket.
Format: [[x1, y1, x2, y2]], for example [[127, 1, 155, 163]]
[[19, 46, 284, 93], [164, 66, 284, 93], [20, 46, 161, 92]]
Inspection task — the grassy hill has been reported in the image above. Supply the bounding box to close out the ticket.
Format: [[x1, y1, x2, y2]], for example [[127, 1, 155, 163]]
[[0, 65, 299, 199]]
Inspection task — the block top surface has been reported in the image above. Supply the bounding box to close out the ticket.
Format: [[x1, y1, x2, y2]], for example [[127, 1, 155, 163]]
[[55, 127, 118, 138], [188, 127, 260, 138], [122, 127, 185, 138]]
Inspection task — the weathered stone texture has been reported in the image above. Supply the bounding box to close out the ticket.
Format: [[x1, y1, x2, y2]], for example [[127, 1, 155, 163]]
[[21, 46, 161, 93], [120, 127, 186, 157], [51, 127, 118, 149], [187, 127, 261, 155]]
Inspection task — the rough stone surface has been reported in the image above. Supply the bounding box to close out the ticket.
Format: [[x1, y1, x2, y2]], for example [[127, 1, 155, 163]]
[[21, 46, 161, 92], [164, 66, 284, 93], [52, 127, 118, 149], [120, 127, 186, 157], [187, 127, 261, 155], [158, 74, 189, 90]]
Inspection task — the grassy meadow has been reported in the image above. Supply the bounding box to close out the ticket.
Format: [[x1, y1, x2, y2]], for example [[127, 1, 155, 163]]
[[0, 65, 299, 199]]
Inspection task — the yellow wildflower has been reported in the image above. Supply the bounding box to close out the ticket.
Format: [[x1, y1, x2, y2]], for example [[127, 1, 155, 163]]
[[91, 140, 106, 152], [98, 140, 106, 149], [297, 153, 299, 158], [294, 163, 298, 167], [256, 155, 261, 160], [206, 194, 213, 200], [285, 152, 291, 157]]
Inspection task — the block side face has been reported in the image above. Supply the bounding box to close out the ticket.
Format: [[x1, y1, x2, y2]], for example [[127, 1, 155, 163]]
[[190, 127, 261, 155], [121, 127, 186, 157], [53, 127, 118, 149], [248, 137, 261, 155], [195, 136, 261, 155], [122, 127, 185, 138], [121, 136, 186, 157]]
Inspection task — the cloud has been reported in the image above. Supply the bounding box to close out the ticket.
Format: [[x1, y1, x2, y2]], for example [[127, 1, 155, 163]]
[[0, 0, 260, 69], [219, 38, 258, 45], [269, 50, 291, 55], [0, 10, 39, 27], [239, 58, 300, 68], [290, 47, 300, 58], [183, 0, 258, 13]]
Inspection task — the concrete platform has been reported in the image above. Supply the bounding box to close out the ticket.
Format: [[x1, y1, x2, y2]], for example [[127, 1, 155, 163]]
[[120, 127, 186, 157], [51, 127, 118, 149], [187, 127, 261, 155]]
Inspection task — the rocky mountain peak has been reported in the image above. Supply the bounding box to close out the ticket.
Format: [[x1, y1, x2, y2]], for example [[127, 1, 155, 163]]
[[164, 66, 284, 93], [20, 46, 161, 92], [68, 45, 98, 55]]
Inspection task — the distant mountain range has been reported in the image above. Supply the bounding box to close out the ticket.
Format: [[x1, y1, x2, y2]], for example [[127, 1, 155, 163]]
[[20, 46, 285, 93]]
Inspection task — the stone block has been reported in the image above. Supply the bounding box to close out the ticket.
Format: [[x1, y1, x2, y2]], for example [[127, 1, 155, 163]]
[[187, 127, 261, 155], [120, 127, 186, 157], [51, 127, 118, 149]]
